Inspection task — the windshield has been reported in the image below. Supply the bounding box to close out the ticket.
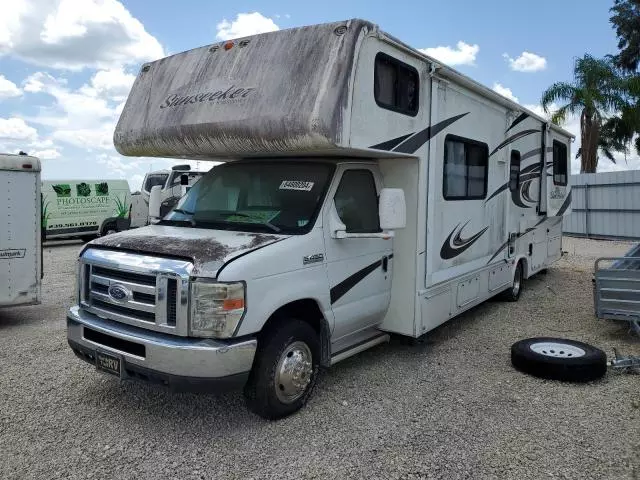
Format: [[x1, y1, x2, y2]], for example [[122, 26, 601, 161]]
[[143, 173, 169, 192], [162, 161, 335, 234]]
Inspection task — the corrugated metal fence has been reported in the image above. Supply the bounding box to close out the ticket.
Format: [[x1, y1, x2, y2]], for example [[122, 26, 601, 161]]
[[563, 170, 640, 240]]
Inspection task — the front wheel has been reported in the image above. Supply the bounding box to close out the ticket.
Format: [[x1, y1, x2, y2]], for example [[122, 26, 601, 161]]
[[244, 320, 319, 420], [501, 261, 523, 302]]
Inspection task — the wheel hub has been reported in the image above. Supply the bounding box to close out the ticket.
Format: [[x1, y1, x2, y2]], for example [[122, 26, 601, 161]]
[[275, 341, 313, 404], [529, 342, 586, 358]]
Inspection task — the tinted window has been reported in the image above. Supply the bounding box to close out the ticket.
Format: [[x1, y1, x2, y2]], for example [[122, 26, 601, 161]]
[[509, 150, 521, 192], [443, 135, 489, 200], [374, 53, 419, 116], [334, 170, 380, 233], [553, 140, 568, 186]]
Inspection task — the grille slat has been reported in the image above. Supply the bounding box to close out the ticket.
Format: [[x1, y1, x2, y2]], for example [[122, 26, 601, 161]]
[[92, 266, 156, 286], [92, 299, 156, 322]]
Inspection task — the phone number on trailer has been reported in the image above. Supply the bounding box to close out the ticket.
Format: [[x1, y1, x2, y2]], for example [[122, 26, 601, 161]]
[[49, 221, 98, 229]]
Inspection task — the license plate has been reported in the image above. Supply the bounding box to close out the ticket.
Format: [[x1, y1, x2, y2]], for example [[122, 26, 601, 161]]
[[95, 350, 122, 377]]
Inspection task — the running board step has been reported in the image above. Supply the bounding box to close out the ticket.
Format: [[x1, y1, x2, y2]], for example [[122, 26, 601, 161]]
[[330, 333, 390, 366]]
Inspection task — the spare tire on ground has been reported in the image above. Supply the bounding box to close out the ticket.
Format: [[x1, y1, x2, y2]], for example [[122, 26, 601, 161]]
[[511, 337, 607, 382]]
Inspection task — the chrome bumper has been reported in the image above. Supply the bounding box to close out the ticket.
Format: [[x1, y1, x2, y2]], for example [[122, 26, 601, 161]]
[[67, 305, 256, 389]]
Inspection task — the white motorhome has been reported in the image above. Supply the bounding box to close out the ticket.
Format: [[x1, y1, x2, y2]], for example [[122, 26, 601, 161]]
[[66, 19, 572, 419], [1, 153, 42, 308]]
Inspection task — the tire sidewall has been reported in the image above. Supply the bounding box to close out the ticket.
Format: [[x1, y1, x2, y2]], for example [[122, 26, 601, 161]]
[[246, 320, 320, 419]]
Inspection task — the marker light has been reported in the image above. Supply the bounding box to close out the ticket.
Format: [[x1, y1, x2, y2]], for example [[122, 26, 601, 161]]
[[224, 41, 234, 51]]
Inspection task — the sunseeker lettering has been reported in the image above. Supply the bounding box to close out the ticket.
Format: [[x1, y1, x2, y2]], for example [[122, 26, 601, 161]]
[[160, 86, 256, 109]]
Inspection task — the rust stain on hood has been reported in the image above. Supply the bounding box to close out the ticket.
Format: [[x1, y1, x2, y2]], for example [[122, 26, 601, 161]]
[[86, 225, 286, 274]]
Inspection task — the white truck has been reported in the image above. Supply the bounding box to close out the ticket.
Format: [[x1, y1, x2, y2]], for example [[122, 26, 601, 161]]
[[1, 152, 42, 308], [66, 19, 573, 419], [134, 164, 208, 225]]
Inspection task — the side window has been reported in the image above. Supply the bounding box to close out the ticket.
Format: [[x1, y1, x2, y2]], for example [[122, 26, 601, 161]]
[[374, 52, 419, 116], [509, 150, 521, 192], [553, 140, 568, 186], [443, 135, 489, 200], [334, 170, 380, 233]]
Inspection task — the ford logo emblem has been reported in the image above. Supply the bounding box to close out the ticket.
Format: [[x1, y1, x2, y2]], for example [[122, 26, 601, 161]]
[[108, 284, 131, 302]]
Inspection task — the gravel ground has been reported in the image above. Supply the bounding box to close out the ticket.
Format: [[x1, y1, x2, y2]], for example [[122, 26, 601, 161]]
[[1, 237, 639, 480]]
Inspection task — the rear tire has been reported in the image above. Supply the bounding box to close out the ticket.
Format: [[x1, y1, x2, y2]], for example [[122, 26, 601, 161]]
[[501, 261, 523, 302], [244, 320, 319, 420], [511, 337, 607, 382]]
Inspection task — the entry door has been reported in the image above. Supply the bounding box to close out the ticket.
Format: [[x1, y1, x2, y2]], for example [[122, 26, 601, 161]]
[[323, 166, 393, 346]]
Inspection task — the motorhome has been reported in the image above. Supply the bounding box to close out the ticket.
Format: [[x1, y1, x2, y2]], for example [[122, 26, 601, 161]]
[[42, 179, 134, 240], [1, 153, 42, 308], [66, 19, 573, 419]]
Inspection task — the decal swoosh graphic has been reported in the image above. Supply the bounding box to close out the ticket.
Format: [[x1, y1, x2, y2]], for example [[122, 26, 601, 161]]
[[556, 190, 572, 216], [486, 241, 509, 264], [330, 255, 393, 304], [440, 221, 489, 260], [485, 182, 509, 203], [489, 129, 539, 157], [505, 113, 529, 132], [369, 132, 415, 151], [521, 147, 553, 162], [393, 113, 470, 154]]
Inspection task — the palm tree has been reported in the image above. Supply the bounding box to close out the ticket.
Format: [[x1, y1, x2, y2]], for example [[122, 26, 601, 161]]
[[541, 54, 628, 173]]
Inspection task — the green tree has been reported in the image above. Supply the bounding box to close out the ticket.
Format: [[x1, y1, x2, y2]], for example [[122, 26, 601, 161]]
[[610, 0, 640, 72], [541, 55, 629, 173]]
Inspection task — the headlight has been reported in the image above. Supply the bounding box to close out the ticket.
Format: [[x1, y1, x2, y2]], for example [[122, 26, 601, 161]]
[[189, 280, 246, 338]]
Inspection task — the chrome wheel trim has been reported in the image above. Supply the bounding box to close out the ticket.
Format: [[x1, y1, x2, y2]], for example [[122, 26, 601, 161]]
[[274, 341, 313, 404], [513, 265, 521, 296]]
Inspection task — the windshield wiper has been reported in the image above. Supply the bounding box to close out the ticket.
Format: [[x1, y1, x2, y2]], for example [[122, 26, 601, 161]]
[[158, 218, 196, 227], [172, 208, 194, 216], [226, 213, 281, 233]]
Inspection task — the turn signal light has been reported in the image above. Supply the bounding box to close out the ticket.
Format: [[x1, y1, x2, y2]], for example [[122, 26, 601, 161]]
[[223, 298, 244, 310]]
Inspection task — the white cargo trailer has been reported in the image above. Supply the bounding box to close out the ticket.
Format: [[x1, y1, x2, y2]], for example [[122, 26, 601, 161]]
[[1, 153, 42, 308], [67, 19, 573, 419]]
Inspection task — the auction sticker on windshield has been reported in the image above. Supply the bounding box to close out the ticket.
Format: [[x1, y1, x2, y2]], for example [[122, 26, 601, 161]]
[[279, 180, 314, 191]]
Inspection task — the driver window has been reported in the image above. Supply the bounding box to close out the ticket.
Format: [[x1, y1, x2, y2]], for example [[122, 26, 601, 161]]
[[334, 169, 381, 233]]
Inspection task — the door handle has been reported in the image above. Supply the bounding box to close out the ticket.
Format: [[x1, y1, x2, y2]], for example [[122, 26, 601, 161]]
[[382, 256, 388, 272]]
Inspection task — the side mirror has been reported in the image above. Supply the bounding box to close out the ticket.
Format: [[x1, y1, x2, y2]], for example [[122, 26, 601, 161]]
[[180, 174, 189, 186], [148, 185, 162, 223], [379, 188, 406, 230]]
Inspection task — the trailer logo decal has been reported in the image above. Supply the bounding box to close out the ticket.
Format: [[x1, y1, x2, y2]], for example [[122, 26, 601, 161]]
[[160, 85, 256, 109], [440, 222, 489, 260], [0, 249, 26, 260]]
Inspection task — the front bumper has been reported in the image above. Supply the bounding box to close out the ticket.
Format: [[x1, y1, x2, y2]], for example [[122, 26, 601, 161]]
[[67, 305, 256, 392]]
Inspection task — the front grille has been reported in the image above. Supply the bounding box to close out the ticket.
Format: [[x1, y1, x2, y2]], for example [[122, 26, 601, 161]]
[[83, 327, 146, 357], [82, 262, 182, 332]]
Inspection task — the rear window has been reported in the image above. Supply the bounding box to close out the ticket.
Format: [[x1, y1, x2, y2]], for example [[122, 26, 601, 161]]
[[374, 52, 419, 116], [552, 140, 568, 186]]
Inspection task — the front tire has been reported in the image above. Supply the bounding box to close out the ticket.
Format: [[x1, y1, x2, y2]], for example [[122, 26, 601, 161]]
[[501, 260, 523, 302], [244, 320, 319, 420]]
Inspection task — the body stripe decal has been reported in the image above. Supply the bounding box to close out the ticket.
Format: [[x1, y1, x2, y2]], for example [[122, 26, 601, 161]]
[[369, 133, 415, 151], [556, 190, 572, 217], [486, 241, 509, 264], [489, 129, 539, 157], [506, 113, 529, 132], [330, 256, 391, 304], [485, 182, 509, 203], [392, 113, 469, 154]]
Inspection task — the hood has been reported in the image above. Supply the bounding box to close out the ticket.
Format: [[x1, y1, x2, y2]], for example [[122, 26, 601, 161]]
[[86, 225, 287, 275]]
